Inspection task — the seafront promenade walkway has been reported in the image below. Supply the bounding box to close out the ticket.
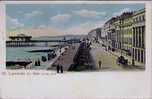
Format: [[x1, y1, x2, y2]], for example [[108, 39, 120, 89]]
[[26, 47, 66, 70], [48, 43, 80, 71]]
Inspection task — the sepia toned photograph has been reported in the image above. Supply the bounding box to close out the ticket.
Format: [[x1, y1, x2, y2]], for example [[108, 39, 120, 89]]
[[6, 3, 145, 72]]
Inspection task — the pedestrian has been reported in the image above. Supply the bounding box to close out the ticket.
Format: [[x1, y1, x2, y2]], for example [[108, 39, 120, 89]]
[[57, 64, 60, 73], [59, 48, 61, 53], [60, 65, 63, 73], [132, 58, 135, 66], [35, 60, 37, 66], [98, 60, 102, 69], [23, 65, 26, 69], [37, 59, 40, 66]]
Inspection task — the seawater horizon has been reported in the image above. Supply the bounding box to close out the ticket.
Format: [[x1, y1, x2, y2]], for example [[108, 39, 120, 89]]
[[6, 46, 58, 62], [6, 36, 64, 62], [6, 35, 79, 68]]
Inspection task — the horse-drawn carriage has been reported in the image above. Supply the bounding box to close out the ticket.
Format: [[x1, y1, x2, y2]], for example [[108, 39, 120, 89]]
[[117, 56, 128, 65]]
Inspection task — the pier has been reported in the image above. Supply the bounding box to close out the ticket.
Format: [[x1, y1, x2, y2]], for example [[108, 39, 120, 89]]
[[6, 39, 80, 47]]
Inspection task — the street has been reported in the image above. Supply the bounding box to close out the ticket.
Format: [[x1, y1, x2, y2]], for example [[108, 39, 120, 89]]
[[90, 43, 145, 71]]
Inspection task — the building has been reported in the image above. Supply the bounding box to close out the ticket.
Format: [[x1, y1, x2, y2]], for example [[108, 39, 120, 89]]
[[120, 12, 133, 56], [101, 8, 145, 64], [103, 17, 119, 51], [132, 9, 145, 63], [109, 17, 117, 51], [6, 34, 33, 47], [9, 34, 32, 41], [103, 17, 118, 50], [96, 28, 102, 40], [88, 28, 102, 42], [113, 16, 120, 50], [88, 29, 96, 41], [102, 21, 110, 48]]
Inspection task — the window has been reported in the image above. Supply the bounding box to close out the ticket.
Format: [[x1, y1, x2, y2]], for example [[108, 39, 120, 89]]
[[139, 16, 141, 21], [139, 27, 141, 48], [138, 50, 140, 62], [136, 27, 138, 47], [139, 16, 142, 22], [135, 49, 137, 60], [142, 15, 145, 21], [129, 38, 132, 44], [134, 18, 136, 22], [136, 17, 138, 22], [134, 17, 137, 22], [141, 50, 144, 63], [142, 26, 145, 48], [133, 28, 135, 46], [133, 48, 135, 58]]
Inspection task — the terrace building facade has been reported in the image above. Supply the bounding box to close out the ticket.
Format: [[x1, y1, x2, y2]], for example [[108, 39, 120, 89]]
[[103, 17, 117, 50], [101, 8, 145, 64], [88, 28, 102, 42], [108, 17, 117, 51], [113, 17, 121, 50], [120, 12, 133, 56], [132, 9, 145, 63]]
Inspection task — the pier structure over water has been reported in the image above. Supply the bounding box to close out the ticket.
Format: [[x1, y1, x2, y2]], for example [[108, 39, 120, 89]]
[[6, 34, 34, 47], [6, 34, 81, 47]]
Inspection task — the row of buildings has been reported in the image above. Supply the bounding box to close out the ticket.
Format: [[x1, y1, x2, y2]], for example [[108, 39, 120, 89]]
[[87, 28, 102, 42], [88, 8, 145, 64]]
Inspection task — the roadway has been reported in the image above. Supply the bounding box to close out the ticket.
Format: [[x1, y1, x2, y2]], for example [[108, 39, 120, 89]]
[[90, 43, 145, 71]]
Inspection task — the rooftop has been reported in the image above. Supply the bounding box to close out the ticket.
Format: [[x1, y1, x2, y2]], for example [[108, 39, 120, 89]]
[[9, 34, 32, 38]]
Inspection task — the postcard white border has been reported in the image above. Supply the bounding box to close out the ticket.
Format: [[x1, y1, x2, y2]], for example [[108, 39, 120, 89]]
[[0, 1, 152, 99]]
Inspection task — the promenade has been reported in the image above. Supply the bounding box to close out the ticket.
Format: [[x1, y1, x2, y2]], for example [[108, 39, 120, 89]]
[[22, 41, 145, 71], [30, 47, 66, 70], [48, 43, 80, 71]]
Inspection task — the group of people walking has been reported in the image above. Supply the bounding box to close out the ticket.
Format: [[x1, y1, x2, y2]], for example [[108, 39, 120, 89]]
[[56, 64, 63, 73], [35, 59, 41, 66]]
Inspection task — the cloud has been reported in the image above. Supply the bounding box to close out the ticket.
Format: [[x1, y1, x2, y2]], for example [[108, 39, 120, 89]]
[[80, 21, 104, 28], [113, 8, 131, 16], [38, 25, 47, 28], [73, 9, 106, 18], [6, 16, 24, 29], [50, 14, 72, 23], [25, 11, 43, 19], [64, 20, 104, 35], [7, 20, 104, 38], [7, 26, 62, 38]]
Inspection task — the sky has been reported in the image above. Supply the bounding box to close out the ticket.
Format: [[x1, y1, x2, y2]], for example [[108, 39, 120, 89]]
[[6, 4, 145, 37]]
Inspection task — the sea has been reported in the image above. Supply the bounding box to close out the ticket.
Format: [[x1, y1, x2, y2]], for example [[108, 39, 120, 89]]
[[6, 37, 63, 65], [6, 36, 81, 68], [6, 46, 57, 62]]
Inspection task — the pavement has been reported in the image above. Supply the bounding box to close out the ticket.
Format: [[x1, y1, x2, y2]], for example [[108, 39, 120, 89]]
[[26, 46, 66, 70], [48, 43, 80, 71], [107, 49, 145, 69], [90, 43, 145, 71], [90, 43, 124, 71]]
